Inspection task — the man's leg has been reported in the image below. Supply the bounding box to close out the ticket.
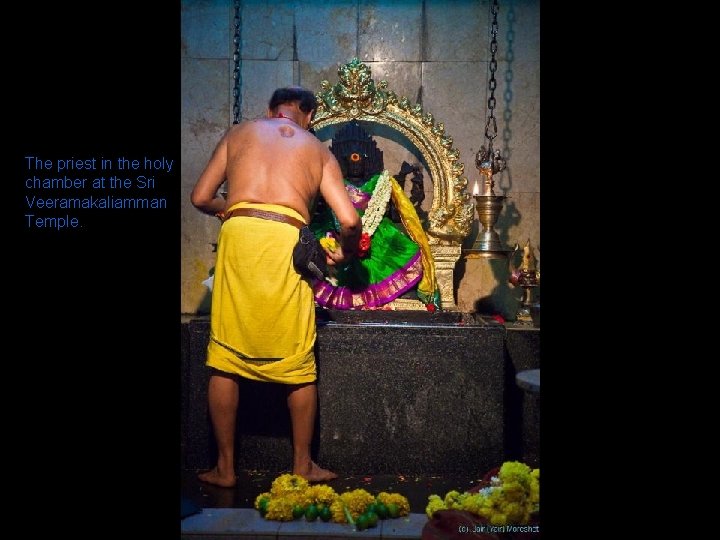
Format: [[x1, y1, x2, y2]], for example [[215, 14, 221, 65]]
[[287, 382, 338, 482], [198, 369, 239, 488]]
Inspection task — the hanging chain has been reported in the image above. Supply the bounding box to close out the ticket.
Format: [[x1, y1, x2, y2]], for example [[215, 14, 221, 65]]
[[232, 0, 242, 124], [475, 0, 505, 188], [484, 0, 500, 148]]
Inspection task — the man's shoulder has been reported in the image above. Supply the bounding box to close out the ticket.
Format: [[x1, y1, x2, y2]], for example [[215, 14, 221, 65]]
[[231, 119, 263, 132], [225, 120, 266, 142]]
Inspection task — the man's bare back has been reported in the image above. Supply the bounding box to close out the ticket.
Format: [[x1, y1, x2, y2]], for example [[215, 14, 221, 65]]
[[191, 98, 360, 263], [223, 118, 327, 223]]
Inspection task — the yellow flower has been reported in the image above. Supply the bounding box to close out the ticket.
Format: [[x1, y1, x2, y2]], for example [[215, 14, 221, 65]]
[[258, 473, 411, 525], [319, 236, 339, 251], [459, 493, 486, 516], [330, 499, 348, 523], [305, 484, 338, 507], [339, 489, 375, 520], [443, 490, 464, 510], [265, 497, 296, 521], [500, 481, 526, 503], [498, 461, 532, 490], [501, 501, 530, 524], [376, 492, 410, 516], [425, 494, 446, 518], [425, 461, 540, 526], [270, 473, 309, 498]]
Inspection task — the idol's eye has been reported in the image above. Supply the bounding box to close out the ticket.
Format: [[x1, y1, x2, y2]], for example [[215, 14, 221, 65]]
[[350, 153, 361, 162]]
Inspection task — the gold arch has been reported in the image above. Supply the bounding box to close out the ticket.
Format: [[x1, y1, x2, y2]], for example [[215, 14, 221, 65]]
[[311, 58, 475, 310]]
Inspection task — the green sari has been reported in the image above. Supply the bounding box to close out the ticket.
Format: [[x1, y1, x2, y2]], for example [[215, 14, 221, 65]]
[[311, 174, 436, 310]]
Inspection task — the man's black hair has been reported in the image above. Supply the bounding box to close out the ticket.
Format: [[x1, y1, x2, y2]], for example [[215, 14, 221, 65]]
[[268, 86, 318, 114]]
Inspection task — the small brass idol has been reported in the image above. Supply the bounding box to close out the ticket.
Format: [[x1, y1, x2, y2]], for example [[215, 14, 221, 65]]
[[509, 239, 540, 323]]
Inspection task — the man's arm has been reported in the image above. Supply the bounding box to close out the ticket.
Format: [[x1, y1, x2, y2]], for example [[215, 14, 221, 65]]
[[191, 130, 230, 218], [319, 150, 361, 264]]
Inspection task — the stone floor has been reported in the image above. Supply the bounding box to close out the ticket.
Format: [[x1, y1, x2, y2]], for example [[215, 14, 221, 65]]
[[181, 508, 429, 539], [181, 468, 484, 539]]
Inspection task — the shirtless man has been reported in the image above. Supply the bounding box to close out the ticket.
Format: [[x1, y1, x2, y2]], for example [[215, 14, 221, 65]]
[[191, 86, 361, 487]]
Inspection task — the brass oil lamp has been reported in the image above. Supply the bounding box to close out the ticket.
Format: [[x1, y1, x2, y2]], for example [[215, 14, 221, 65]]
[[509, 239, 540, 323], [463, 0, 511, 259], [464, 146, 512, 258]]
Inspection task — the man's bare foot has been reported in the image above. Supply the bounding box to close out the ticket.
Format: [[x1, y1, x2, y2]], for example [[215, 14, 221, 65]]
[[198, 467, 237, 488], [294, 461, 338, 483]]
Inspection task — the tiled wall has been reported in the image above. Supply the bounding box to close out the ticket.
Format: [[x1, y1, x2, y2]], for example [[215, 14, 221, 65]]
[[181, 0, 540, 318]]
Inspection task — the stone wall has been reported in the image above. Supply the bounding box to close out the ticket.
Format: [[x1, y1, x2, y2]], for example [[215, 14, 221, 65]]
[[181, 0, 540, 318]]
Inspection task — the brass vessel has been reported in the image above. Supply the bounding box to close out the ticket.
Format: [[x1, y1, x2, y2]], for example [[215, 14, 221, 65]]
[[509, 239, 540, 324], [464, 145, 512, 258]]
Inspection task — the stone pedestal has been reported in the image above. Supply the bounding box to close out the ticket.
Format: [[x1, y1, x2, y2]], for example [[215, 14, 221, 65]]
[[504, 324, 540, 468], [181, 312, 507, 475]]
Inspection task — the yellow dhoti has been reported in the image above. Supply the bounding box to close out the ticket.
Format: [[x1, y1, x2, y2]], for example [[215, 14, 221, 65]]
[[207, 201, 316, 384]]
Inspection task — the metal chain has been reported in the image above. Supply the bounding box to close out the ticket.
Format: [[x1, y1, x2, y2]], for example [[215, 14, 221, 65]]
[[232, 0, 242, 124], [484, 0, 500, 148]]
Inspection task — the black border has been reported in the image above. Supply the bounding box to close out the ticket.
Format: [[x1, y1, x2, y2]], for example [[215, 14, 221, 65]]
[[10, 2, 179, 534]]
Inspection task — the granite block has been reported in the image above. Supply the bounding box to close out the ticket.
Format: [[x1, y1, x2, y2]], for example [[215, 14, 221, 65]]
[[361, 62, 422, 105], [240, 61, 297, 121], [425, 0, 486, 62], [181, 0, 232, 59], [315, 322, 505, 474], [182, 58, 232, 128], [420, 61, 485, 198], [503, 324, 539, 468], [241, 0, 295, 61], [182, 318, 214, 470], [298, 61, 348, 96], [296, 1, 357, 63], [358, 1, 423, 62], [182, 316, 506, 475], [504, 324, 540, 373]]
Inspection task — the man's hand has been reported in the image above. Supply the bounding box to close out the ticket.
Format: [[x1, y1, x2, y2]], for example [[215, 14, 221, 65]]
[[323, 243, 347, 267]]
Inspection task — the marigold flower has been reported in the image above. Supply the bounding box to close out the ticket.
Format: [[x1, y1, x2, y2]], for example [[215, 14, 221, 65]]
[[305, 484, 338, 507], [500, 481, 526, 502], [498, 461, 531, 490], [265, 497, 296, 521], [258, 474, 412, 526], [443, 490, 463, 509], [376, 492, 410, 516], [270, 473, 309, 498], [425, 494, 447, 518], [338, 489, 375, 520], [425, 461, 540, 526], [330, 499, 348, 523], [489, 511, 508, 527]]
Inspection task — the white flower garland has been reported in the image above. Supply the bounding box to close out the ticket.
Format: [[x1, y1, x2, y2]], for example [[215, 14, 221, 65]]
[[361, 169, 392, 237]]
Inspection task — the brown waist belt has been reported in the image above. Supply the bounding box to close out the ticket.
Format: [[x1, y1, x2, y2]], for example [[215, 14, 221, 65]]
[[223, 207, 306, 229]]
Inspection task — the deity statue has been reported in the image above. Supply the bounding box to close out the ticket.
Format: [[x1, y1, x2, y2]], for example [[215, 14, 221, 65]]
[[310, 121, 439, 310]]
